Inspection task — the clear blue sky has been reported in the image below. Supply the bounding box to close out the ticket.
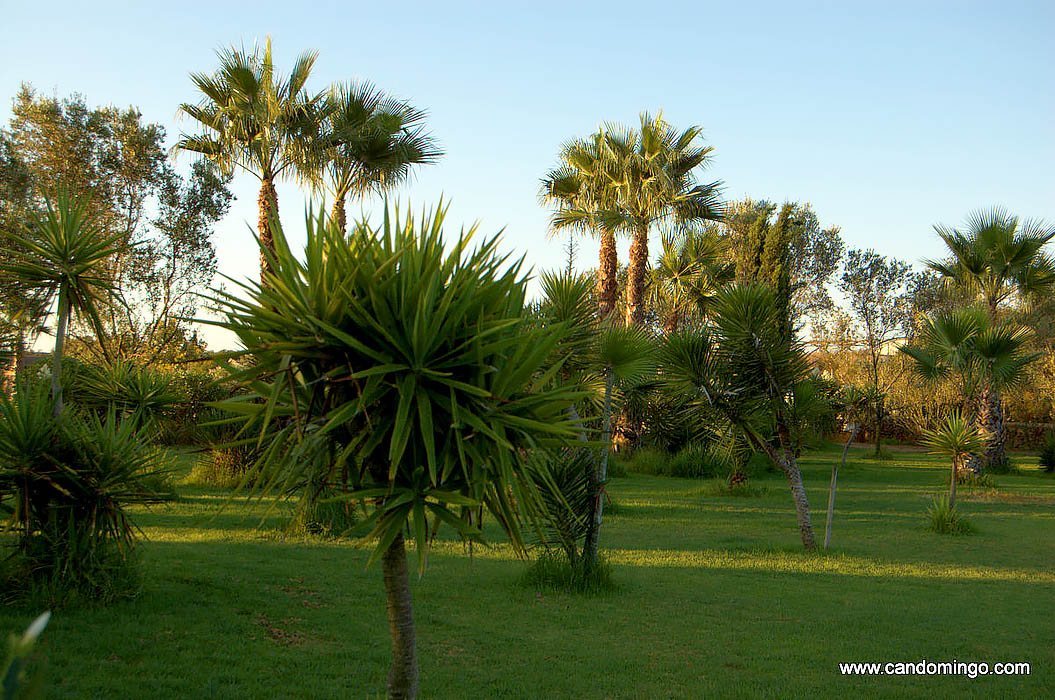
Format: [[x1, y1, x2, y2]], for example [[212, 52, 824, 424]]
[[3, 1, 1053, 347]]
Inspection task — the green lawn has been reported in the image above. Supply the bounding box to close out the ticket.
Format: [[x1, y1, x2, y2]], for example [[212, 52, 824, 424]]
[[4, 446, 1054, 698]]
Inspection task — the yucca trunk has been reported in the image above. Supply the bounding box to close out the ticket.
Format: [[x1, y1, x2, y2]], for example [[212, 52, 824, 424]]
[[625, 226, 648, 326], [949, 457, 960, 507], [50, 288, 69, 416], [331, 196, 348, 235], [257, 178, 280, 280], [597, 228, 618, 320], [382, 532, 418, 699], [582, 368, 614, 570], [756, 423, 816, 549], [665, 307, 682, 334], [2, 329, 24, 398], [978, 381, 1007, 470]]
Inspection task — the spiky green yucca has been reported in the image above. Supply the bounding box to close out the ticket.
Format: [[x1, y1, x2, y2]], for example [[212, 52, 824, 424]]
[[207, 202, 580, 699], [0, 386, 169, 604]]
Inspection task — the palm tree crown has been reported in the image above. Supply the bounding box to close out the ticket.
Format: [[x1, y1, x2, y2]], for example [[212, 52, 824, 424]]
[[927, 207, 1055, 313], [176, 37, 326, 279]]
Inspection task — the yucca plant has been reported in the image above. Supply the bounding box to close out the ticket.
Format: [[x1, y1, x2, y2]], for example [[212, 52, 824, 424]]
[[0, 191, 130, 416], [920, 410, 987, 507], [927, 493, 974, 535], [660, 284, 822, 549], [206, 202, 581, 699], [0, 386, 170, 604], [72, 361, 178, 433], [2, 612, 50, 698]]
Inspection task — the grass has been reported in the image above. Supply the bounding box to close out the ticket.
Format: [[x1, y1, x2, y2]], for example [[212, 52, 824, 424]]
[[2, 444, 1054, 697]]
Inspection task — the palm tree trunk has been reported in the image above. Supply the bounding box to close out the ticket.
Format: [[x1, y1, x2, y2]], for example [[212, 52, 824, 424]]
[[50, 288, 69, 417], [382, 532, 418, 700], [978, 381, 1006, 470], [826, 422, 860, 550], [665, 307, 681, 335], [331, 196, 347, 235], [582, 368, 614, 570], [598, 228, 618, 320], [625, 226, 648, 326], [257, 178, 280, 281]]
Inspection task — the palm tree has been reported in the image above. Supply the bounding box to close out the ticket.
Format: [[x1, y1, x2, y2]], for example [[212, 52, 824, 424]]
[[314, 82, 441, 233], [0, 191, 129, 414], [926, 208, 1055, 468], [541, 133, 624, 320], [210, 203, 581, 699], [602, 112, 724, 327], [899, 306, 1037, 470], [177, 37, 325, 280], [649, 229, 733, 332]]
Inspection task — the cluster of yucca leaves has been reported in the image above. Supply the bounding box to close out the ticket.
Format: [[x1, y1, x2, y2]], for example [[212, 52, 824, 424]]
[[207, 201, 583, 570], [0, 386, 170, 604]]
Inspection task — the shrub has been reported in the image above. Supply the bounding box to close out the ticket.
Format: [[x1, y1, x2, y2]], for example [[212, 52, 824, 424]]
[[959, 471, 996, 489], [926, 494, 975, 535], [1041, 432, 1055, 474], [666, 445, 730, 479], [184, 445, 260, 489], [0, 387, 170, 605], [699, 478, 768, 498], [523, 449, 594, 566]]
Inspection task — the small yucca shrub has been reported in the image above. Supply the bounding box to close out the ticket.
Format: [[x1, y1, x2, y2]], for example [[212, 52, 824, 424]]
[[0, 386, 169, 605], [927, 494, 974, 535]]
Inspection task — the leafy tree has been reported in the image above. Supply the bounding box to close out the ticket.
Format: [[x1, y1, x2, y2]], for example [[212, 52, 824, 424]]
[[314, 82, 441, 232], [541, 133, 624, 320], [3, 86, 232, 362], [899, 306, 1037, 471], [209, 203, 581, 699], [0, 191, 129, 415], [720, 198, 844, 330], [926, 208, 1055, 468], [177, 37, 324, 279], [602, 112, 724, 327], [735, 202, 794, 343], [839, 249, 913, 456], [661, 284, 820, 548]]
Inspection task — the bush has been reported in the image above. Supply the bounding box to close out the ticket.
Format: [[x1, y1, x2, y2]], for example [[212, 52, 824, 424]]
[[1041, 432, 1055, 474], [959, 471, 996, 489], [0, 387, 170, 605], [926, 494, 975, 535], [985, 457, 1018, 475], [519, 550, 614, 594], [184, 445, 260, 489], [620, 444, 729, 479]]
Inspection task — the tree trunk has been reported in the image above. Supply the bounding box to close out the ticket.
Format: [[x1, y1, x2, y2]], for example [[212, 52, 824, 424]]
[[978, 381, 1006, 470], [582, 368, 614, 570], [382, 532, 418, 700], [625, 226, 648, 326], [257, 178, 280, 281], [873, 396, 883, 457], [665, 307, 681, 335], [948, 458, 959, 508], [826, 423, 860, 550], [597, 228, 618, 320], [331, 196, 347, 235], [755, 425, 816, 549], [51, 288, 69, 417]]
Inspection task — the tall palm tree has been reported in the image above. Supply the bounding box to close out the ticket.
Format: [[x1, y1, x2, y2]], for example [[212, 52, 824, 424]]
[[899, 305, 1037, 469], [177, 37, 326, 280], [926, 208, 1055, 468], [649, 229, 733, 332], [0, 191, 129, 414], [602, 112, 724, 326], [541, 133, 624, 320], [314, 82, 441, 233]]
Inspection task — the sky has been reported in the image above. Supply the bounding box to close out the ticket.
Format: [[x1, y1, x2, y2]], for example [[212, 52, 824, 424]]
[[2, 0, 1053, 349]]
